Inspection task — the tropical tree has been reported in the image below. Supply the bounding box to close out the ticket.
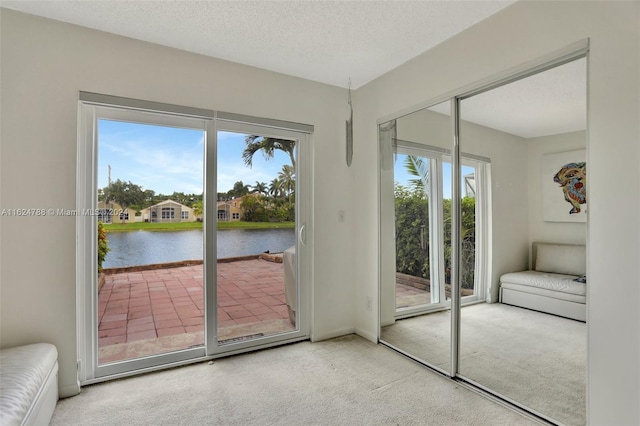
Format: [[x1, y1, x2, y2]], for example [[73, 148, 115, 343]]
[[268, 178, 282, 199], [142, 189, 156, 207], [242, 135, 296, 168], [229, 181, 250, 199], [240, 194, 269, 222], [278, 165, 295, 202], [102, 179, 145, 224], [192, 200, 203, 221], [252, 181, 268, 195], [404, 155, 430, 197]]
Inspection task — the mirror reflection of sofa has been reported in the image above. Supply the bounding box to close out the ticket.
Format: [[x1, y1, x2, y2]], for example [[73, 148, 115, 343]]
[[500, 242, 586, 321]]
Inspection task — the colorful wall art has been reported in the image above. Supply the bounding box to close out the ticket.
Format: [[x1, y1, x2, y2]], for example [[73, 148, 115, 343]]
[[542, 149, 587, 222]]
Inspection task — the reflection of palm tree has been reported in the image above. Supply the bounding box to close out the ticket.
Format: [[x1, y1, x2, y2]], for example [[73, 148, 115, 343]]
[[404, 155, 429, 197], [242, 136, 296, 168], [269, 178, 282, 199], [252, 181, 268, 195]]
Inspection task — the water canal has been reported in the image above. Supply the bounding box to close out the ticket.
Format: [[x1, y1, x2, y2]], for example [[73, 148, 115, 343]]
[[103, 228, 296, 268]]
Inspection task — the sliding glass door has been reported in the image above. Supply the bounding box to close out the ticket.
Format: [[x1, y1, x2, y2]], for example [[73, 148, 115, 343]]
[[95, 117, 206, 366], [212, 120, 310, 354], [77, 94, 312, 382]]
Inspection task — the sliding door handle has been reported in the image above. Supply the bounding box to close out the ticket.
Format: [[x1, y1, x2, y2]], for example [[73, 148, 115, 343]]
[[298, 224, 306, 245]]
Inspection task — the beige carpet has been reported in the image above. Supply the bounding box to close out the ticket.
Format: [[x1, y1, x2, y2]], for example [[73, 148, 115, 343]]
[[382, 303, 586, 426], [52, 335, 538, 425]]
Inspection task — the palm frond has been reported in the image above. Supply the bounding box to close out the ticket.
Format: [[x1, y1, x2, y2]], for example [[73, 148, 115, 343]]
[[405, 155, 430, 197]]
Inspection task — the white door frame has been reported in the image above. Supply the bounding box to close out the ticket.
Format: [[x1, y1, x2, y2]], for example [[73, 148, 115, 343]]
[[77, 93, 313, 384]]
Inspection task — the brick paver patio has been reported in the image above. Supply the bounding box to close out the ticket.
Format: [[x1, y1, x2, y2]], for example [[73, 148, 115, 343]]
[[98, 258, 294, 363], [98, 260, 436, 364]]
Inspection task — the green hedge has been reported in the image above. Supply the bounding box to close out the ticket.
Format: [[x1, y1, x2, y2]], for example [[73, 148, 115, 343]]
[[97, 221, 109, 272], [395, 186, 476, 289]]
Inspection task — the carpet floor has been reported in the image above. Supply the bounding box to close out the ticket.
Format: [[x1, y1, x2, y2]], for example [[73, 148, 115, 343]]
[[52, 335, 539, 425], [381, 303, 586, 426]]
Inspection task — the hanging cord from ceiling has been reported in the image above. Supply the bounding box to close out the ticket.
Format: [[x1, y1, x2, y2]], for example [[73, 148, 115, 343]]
[[346, 78, 353, 167]]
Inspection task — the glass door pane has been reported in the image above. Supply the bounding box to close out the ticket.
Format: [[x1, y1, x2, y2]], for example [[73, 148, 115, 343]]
[[215, 131, 297, 345], [97, 118, 205, 365], [393, 153, 437, 310], [443, 160, 480, 302], [460, 163, 478, 299]]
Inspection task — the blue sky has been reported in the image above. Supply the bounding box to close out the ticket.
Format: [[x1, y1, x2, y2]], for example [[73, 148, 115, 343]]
[[97, 120, 470, 198], [394, 154, 474, 199], [98, 120, 291, 195]]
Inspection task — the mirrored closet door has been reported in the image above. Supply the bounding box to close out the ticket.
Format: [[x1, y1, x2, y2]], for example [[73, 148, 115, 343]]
[[379, 100, 452, 374], [457, 57, 587, 426], [379, 49, 587, 426]]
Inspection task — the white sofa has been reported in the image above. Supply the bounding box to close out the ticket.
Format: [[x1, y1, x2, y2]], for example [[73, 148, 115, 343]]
[[499, 242, 586, 322], [0, 343, 58, 426]]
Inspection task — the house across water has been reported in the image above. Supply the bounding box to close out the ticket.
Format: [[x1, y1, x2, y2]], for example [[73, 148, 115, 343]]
[[141, 199, 197, 223], [97, 199, 198, 223]]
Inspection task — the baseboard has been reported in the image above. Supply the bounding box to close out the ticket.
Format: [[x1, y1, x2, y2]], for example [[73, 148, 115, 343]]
[[58, 382, 81, 398], [310, 327, 356, 342], [354, 329, 378, 343]]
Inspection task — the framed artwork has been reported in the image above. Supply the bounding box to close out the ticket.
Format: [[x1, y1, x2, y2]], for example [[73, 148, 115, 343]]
[[542, 149, 586, 222]]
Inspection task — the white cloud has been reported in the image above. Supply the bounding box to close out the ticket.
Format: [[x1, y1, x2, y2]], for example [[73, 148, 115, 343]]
[[99, 126, 292, 195]]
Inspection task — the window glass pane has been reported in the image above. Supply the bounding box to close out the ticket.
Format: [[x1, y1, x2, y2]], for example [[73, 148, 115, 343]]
[[394, 153, 434, 309], [97, 119, 204, 365]]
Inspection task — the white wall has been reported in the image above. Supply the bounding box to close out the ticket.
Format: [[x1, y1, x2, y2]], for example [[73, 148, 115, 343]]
[[527, 131, 587, 253], [353, 1, 639, 424], [0, 9, 354, 397]]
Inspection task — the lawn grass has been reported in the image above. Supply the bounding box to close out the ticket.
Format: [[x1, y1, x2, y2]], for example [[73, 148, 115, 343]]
[[103, 221, 294, 232]]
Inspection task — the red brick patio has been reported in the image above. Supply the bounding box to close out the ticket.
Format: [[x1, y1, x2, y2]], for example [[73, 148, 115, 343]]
[[97, 259, 433, 364], [98, 258, 294, 363]]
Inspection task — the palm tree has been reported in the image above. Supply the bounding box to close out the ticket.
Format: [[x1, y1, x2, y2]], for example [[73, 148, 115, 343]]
[[242, 135, 296, 168], [278, 165, 295, 203], [252, 181, 268, 195], [404, 155, 430, 198], [268, 178, 282, 199], [192, 200, 203, 221], [230, 181, 250, 199]]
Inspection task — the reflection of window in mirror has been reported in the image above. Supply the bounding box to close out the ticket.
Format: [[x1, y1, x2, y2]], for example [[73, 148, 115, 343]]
[[379, 101, 455, 375]]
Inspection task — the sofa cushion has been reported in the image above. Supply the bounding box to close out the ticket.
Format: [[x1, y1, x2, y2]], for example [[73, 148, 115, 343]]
[[534, 243, 586, 276], [501, 270, 586, 296], [0, 343, 58, 426]]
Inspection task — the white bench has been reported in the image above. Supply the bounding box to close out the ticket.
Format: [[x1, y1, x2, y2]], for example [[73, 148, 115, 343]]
[[500, 242, 586, 321], [0, 343, 58, 426]]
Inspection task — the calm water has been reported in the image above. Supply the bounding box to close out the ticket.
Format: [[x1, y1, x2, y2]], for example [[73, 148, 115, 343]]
[[103, 228, 295, 268]]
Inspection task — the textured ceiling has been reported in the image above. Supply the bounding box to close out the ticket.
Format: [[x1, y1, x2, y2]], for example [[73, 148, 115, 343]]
[[429, 58, 587, 138], [461, 58, 587, 138], [1, 0, 515, 89], [2, 0, 585, 137]]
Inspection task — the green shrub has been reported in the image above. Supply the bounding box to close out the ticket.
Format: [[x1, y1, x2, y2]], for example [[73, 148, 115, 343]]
[[395, 186, 430, 278], [395, 185, 476, 288], [241, 194, 295, 222], [97, 221, 110, 272]]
